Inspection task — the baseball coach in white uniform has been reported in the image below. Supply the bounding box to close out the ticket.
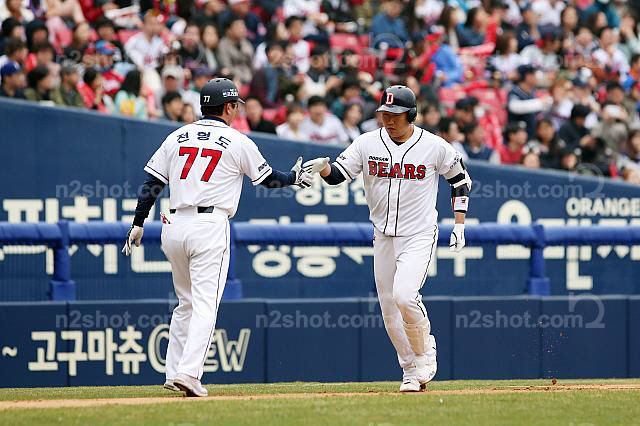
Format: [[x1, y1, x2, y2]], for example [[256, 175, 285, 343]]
[[122, 78, 315, 397]]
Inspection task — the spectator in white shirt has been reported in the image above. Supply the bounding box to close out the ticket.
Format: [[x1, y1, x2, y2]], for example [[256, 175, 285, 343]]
[[125, 11, 168, 94], [299, 95, 349, 147], [276, 102, 306, 140]]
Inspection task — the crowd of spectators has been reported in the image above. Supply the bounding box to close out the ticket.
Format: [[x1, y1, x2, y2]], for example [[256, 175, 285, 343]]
[[1, 0, 639, 183]]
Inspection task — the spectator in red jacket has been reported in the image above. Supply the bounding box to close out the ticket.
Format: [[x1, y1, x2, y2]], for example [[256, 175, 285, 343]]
[[499, 121, 529, 164]]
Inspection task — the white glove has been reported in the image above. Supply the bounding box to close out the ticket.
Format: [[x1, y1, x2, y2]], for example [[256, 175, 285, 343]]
[[291, 156, 313, 188], [449, 223, 465, 252], [122, 225, 144, 256], [302, 157, 330, 174]]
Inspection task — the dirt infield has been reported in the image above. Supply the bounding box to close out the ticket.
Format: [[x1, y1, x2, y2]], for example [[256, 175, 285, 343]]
[[1, 384, 639, 411]]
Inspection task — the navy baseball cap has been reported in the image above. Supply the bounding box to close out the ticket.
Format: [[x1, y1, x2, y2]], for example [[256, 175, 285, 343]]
[[517, 64, 535, 81], [0, 62, 20, 77]]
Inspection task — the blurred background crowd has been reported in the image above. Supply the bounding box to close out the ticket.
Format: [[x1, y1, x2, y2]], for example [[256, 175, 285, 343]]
[[0, 0, 639, 182]]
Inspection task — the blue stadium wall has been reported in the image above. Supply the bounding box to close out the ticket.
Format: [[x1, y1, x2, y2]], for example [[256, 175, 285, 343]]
[[1, 98, 640, 301], [1, 296, 639, 387]]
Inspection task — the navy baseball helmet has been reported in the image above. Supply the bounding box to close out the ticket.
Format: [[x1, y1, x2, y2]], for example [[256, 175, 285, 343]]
[[376, 85, 417, 122], [200, 78, 245, 107]]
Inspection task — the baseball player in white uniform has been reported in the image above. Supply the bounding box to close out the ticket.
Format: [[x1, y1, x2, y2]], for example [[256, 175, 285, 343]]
[[122, 78, 314, 397], [303, 85, 472, 392]]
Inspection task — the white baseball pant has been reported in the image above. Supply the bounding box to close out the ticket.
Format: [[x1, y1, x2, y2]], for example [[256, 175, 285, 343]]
[[161, 207, 230, 380], [374, 225, 438, 370]]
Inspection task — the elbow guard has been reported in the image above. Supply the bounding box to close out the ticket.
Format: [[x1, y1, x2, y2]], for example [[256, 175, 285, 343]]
[[445, 160, 472, 213]]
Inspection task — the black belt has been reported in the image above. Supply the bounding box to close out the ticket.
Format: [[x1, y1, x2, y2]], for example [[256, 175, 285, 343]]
[[169, 206, 215, 214]]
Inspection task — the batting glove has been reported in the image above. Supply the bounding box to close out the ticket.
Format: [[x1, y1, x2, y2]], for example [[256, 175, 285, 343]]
[[302, 157, 330, 174], [122, 225, 144, 256], [291, 156, 313, 188], [449, 223, 465, 252]]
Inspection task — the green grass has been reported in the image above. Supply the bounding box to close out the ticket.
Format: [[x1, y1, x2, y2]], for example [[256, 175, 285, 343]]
[[1, 379, 639, 426]]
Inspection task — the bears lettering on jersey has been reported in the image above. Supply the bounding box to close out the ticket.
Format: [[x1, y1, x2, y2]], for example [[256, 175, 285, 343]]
[[368, 160, 428, 180]]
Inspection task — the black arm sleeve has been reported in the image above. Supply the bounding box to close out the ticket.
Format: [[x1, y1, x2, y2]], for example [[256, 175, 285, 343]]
[[133, 173, 166, 227], [321, 163, 347, 185], [259, 169, 296, 188]]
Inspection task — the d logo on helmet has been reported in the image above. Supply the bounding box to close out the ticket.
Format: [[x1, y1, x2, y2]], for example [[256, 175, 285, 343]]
[[385, 93, 394, 105]]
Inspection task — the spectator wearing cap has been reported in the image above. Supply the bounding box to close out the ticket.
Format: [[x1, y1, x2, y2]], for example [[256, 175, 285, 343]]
[[113, 69, 147, 119], [592, 27, 630, 79], [531, 117, 566, 169], [0, 61, 25, 99], [519, 25, 562, 80], [300, 46, 342, 99], [24, 65, 54, 103], [94, 40, 124, 96], [245, 96, 277, 134], [217, 16, 255, 84], [218, 0, 266, 48], [462, 121, 500, 163], [159, 65, 183, 99], [499, 121, 528, 164], [342, 102, 363, 143], [558, 104, 592, 150], [299, 95, 349, 147], [51, 64, 84, 108], [515, 4, 540, 51], [507, 64, 552, 138], [77, 67, 109, 112], [285, 15, 310, 74], [437, 116, 468, 161], [276, 102, 306, 140], [0, 0, 35, 23], [457, 7, 487, 47], [371, 0, 409, 48], [161, 91, 184, 122], [125, 11, 168, 83], [183, 66, 213, 117]]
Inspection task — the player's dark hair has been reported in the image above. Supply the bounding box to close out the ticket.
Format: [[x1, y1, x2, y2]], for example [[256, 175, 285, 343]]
[[120, 70, 142, 96], [202, 104, 226, 117]]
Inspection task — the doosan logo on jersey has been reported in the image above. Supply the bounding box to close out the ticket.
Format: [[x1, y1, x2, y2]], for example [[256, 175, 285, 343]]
[[367, 155, 389, 162], [368, 161, 429, 180]]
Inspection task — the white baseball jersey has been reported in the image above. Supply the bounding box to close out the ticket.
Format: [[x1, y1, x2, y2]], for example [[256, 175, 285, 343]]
[[334, 126, 461, 237], [144, 118, 272, 217]]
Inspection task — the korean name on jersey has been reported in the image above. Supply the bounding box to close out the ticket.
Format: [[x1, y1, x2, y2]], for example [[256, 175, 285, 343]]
[[143, 119, 272, 217]]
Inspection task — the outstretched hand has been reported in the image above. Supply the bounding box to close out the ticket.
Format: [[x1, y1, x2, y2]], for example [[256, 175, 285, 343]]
[[291, 157, 313, 188]]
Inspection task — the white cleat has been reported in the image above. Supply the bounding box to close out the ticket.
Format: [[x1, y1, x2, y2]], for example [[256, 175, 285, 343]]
[[173, 373, 208, 397], [163, 380, 181, 392], [416, 362, 437, 386], [399, 377, 424, 392]]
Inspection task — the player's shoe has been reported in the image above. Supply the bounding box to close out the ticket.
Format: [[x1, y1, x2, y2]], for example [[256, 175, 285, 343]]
[[173, 373, 209, 397], [163, 379, 181, 392], [399, 377, 424, 392], [415, 358, 437, 385]]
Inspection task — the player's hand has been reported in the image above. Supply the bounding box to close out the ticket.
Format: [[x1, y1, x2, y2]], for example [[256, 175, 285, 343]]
[[122, 225, 144, 256], [291, 156, 313, 188], [302, 157, 330, 174], [449, 223, 465, 252]]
